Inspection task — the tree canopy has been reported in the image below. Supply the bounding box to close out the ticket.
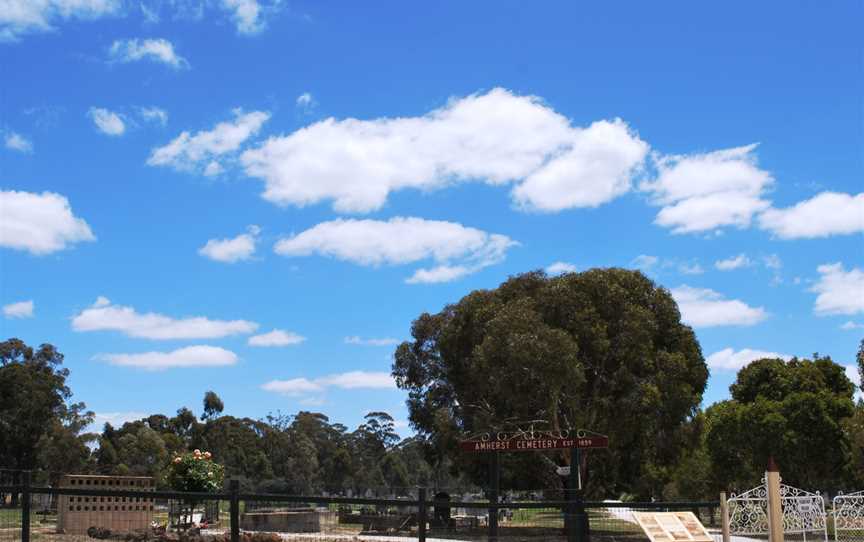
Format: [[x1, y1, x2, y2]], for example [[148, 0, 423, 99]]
[[705, 355, 857, 491], [392, 268, 708, 498], [0, 339, 93, 479]]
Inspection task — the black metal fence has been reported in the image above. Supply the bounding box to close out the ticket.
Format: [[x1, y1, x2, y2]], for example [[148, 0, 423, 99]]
[[0, 473, 721, 542]]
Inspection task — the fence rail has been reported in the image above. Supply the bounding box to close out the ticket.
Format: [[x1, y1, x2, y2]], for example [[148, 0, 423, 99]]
[[0, 475, 720, 542]]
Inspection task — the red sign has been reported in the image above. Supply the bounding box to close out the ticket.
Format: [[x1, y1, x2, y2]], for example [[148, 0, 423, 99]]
[[460, 435, 609, 453]]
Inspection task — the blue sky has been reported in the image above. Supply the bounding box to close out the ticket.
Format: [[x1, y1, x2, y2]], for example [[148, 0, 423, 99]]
[[1, 0, 862, 435]]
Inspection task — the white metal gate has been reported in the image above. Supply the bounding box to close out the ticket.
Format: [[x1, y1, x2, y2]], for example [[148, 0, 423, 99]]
[[834, 491, 864, 542], [727, 477, 828, 541]]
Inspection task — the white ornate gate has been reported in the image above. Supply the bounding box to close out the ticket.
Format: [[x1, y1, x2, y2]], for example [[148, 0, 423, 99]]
[[727, 477, 828, 541], [834, 491, 864, 542]]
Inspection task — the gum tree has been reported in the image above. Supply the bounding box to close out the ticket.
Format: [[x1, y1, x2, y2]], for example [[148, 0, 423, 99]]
[[393, 269, 708, 498]]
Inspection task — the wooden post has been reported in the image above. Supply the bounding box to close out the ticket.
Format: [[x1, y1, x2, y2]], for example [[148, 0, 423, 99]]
[[720, 492, 731, 542], [229, 479, 240, 542], [417, 487, 427, 542], [766, 459, 784, 542], [21, 471, 31, 542]]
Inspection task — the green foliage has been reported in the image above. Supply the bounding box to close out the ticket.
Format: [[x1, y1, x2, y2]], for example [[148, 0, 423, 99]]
[[201, 391, 224, 421], [166, 450, 225, 493], [0, 338, 92, 479], [706, 355, 856, 492], [392, 269, 708, 499]]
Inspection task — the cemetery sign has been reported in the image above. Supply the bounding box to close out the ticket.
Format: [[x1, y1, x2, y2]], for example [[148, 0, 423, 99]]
[[460, 428, 608, 453]]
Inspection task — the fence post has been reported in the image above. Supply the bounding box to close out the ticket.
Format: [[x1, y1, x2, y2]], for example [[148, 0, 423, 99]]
[[21, 471, 31, 542], [229, 479, 240, 542], [766, 459, 784, 542], [417, 487, 427, 542], [720, 492, 731, 542], [489, 451, 499, 542]]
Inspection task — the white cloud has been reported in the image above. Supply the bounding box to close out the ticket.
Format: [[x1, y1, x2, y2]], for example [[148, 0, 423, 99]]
[[248, 329, 306, 347], [0, 0, 119, 41], [546, 261, 577, 275], [671, 285, 768, 328], [715, 254, 751, 271], [845, 365, 863, 401], [4, 131, 33, 153], [96, 345, 238, 370], [845, 364, 862, 391], [3, 300, 34, 318], [296, 92, 314, 108], [632, 254, 659, 271], [199, 225, 260, 263], [88, 107, 125, 136], [811, 263, 864, 316], [91, 411, 148, 430], [841, 321, 864, 331], [221, 0, 264, 34], [344, 336, 400, 346], [759, 192, 864, 239], [241, 88, 648, 213], [274, 217, 517, 284], [108, 38, 188, 69], [262, 378, 322, 395], [643, 144, 773, 234], [0, 190, 95, 254], [406, 264, 473, 284], [148, 108, 269, 174], [677, 262, 704, 275], [262, 371, 395, 395], [762, 254, 782, 270], [72, 297, 258, 339], [706, 347, 791, 371], [138, 106, 168, 126], [318, 371, 395, 389]]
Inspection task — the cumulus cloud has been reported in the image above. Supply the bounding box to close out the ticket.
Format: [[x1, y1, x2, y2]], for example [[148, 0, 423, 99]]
[[248, 329, 306, 347], [0, 0, 119, 41], [546, 261, 577, 275], [148, 108, 269, 174], [706, 347, 791, 371], [274, 217, 517, 284], [759, 192, 864, 239], [4, 131, 33, 153], [841, 321, 864, 331], [631, 254, 659, 271], [677, 262, 704, 275], [262, 371, 396, 395], [138, 106, 168, 126], [344, 336, 399, 346], [643, 144, 773, 234], [811, 263, 864, 316], [88, 107, 125, 136], [845, 365, 862, 396], [199, 225, 260, 263], [0, 190, 95, 255], [3, 300, 34, 318], [715, 254, 751, 271], [296, 92, 314, 109], [72, 297, 258, 339], [241, 88, 648, 213], [671, 285, 767, 328], [109, 38, 188, 69], [90, 411, 148, 431], [96, 345, 238, 370], [221, 0, 264, 34]]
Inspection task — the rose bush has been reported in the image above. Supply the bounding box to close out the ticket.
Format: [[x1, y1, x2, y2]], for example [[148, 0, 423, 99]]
[[165, 449, 225, 493]]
